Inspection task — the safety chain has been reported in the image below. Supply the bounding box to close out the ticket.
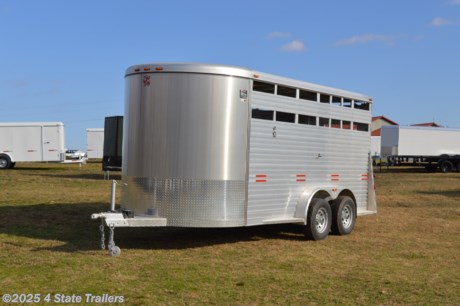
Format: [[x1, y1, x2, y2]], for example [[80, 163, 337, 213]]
[[99, 219, 106, 250], [108, 224, 115, 252]]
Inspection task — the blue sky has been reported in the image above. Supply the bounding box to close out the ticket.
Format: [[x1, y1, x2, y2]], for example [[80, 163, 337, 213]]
[[1, 0, 459, 150]]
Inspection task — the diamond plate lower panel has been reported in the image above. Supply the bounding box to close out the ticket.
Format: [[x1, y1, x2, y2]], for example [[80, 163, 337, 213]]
[[121, 176, 246, 227]]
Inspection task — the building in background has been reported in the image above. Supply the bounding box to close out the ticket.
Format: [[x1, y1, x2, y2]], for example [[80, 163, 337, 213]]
[[411, 122, 443, 127]]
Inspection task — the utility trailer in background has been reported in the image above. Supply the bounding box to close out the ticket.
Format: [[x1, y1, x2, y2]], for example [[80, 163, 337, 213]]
[[102, 116, 123, 172], [371, 136, 381, 157], [381, 125, 460, 172], [0, 122, 66, 169], [92, 63, 377, 255], [86, 128, 104, 159]]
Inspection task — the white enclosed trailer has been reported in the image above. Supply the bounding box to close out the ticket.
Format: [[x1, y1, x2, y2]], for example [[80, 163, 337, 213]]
[[92, 63, 377, 255], [381, 125, 460, 172], [86, 128, 104, 159], [0, 122, 65, 169], [371, 136, 381, 157]]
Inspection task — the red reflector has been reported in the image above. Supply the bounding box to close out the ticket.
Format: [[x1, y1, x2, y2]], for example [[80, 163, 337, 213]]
[[134, 68, 140, 72], [330, 174, 340, 181], [256, 174, 267, 183], [296, 174, 306, 182]]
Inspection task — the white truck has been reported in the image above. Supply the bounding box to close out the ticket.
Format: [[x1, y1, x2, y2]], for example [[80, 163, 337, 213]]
[[381, 125, 460, 172], [86, 128, 104, 159], [0, 122, 65, 169]]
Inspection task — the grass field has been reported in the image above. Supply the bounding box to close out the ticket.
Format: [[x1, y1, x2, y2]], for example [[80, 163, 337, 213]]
[[0, 162, 459, 305]]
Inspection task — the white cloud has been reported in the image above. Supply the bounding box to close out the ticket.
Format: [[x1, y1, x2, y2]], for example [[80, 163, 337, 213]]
[[431, 17, 455, 26], [266, 32, 306, 52], [267, 32, 292, 39], [280, 40, 306, 52], [335, 34, 395, 46]]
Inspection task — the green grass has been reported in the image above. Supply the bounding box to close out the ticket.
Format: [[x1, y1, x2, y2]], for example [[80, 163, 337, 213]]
[[0, 163, 459, 305]]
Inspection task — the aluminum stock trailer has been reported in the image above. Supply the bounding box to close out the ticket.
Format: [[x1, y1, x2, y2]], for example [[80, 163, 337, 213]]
[[92, 63, 377, 255], [0, 122, 66, 169]]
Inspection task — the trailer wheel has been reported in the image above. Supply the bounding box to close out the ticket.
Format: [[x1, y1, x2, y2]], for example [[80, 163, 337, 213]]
[[304, 198, 332, 241], [0, 154, 11, 170], [457, 161, 460, 172], [331, 196, 356, 235], [109, 246, 121, 257], [440, 160, 454, 173]]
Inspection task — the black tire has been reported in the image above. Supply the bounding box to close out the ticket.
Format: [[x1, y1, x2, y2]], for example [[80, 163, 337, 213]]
[[440, 160, 453, 173], [331, 196, 356, 235], [9, 162, 16, 169], [304, 198, 332, 241], [0, 154, 11, 170], [457, 161, 460, 173]]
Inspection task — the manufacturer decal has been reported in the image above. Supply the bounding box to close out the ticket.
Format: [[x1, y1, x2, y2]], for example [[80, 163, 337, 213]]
[[143, 75, 151, 87]]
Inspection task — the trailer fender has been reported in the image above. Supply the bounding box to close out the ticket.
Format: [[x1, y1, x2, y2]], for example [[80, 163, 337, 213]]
[[294, 186, 341, 223]]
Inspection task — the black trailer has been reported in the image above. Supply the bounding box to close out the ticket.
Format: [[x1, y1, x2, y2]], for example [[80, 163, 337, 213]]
[[102, 116, 123, 172]]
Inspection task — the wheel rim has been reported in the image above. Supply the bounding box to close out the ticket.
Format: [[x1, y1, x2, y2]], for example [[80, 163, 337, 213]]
[[341, 205, 353, 229], [0, 159, 7, 168], [441, 162, 453, 172], [315, 207, 328, 233]]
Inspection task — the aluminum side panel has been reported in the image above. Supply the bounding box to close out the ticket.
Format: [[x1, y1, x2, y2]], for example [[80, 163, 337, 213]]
[[247, 92, 371, 225]]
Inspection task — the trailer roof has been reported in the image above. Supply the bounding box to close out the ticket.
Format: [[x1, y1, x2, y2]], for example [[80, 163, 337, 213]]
[[125, 63, 372, 102], [382, 125, 460, 132], [0, 122, 64, 127], [126, 63, 252, 79]]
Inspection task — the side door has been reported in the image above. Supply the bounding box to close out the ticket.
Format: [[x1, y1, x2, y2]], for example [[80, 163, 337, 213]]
[[42, 125, 63, 161]]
